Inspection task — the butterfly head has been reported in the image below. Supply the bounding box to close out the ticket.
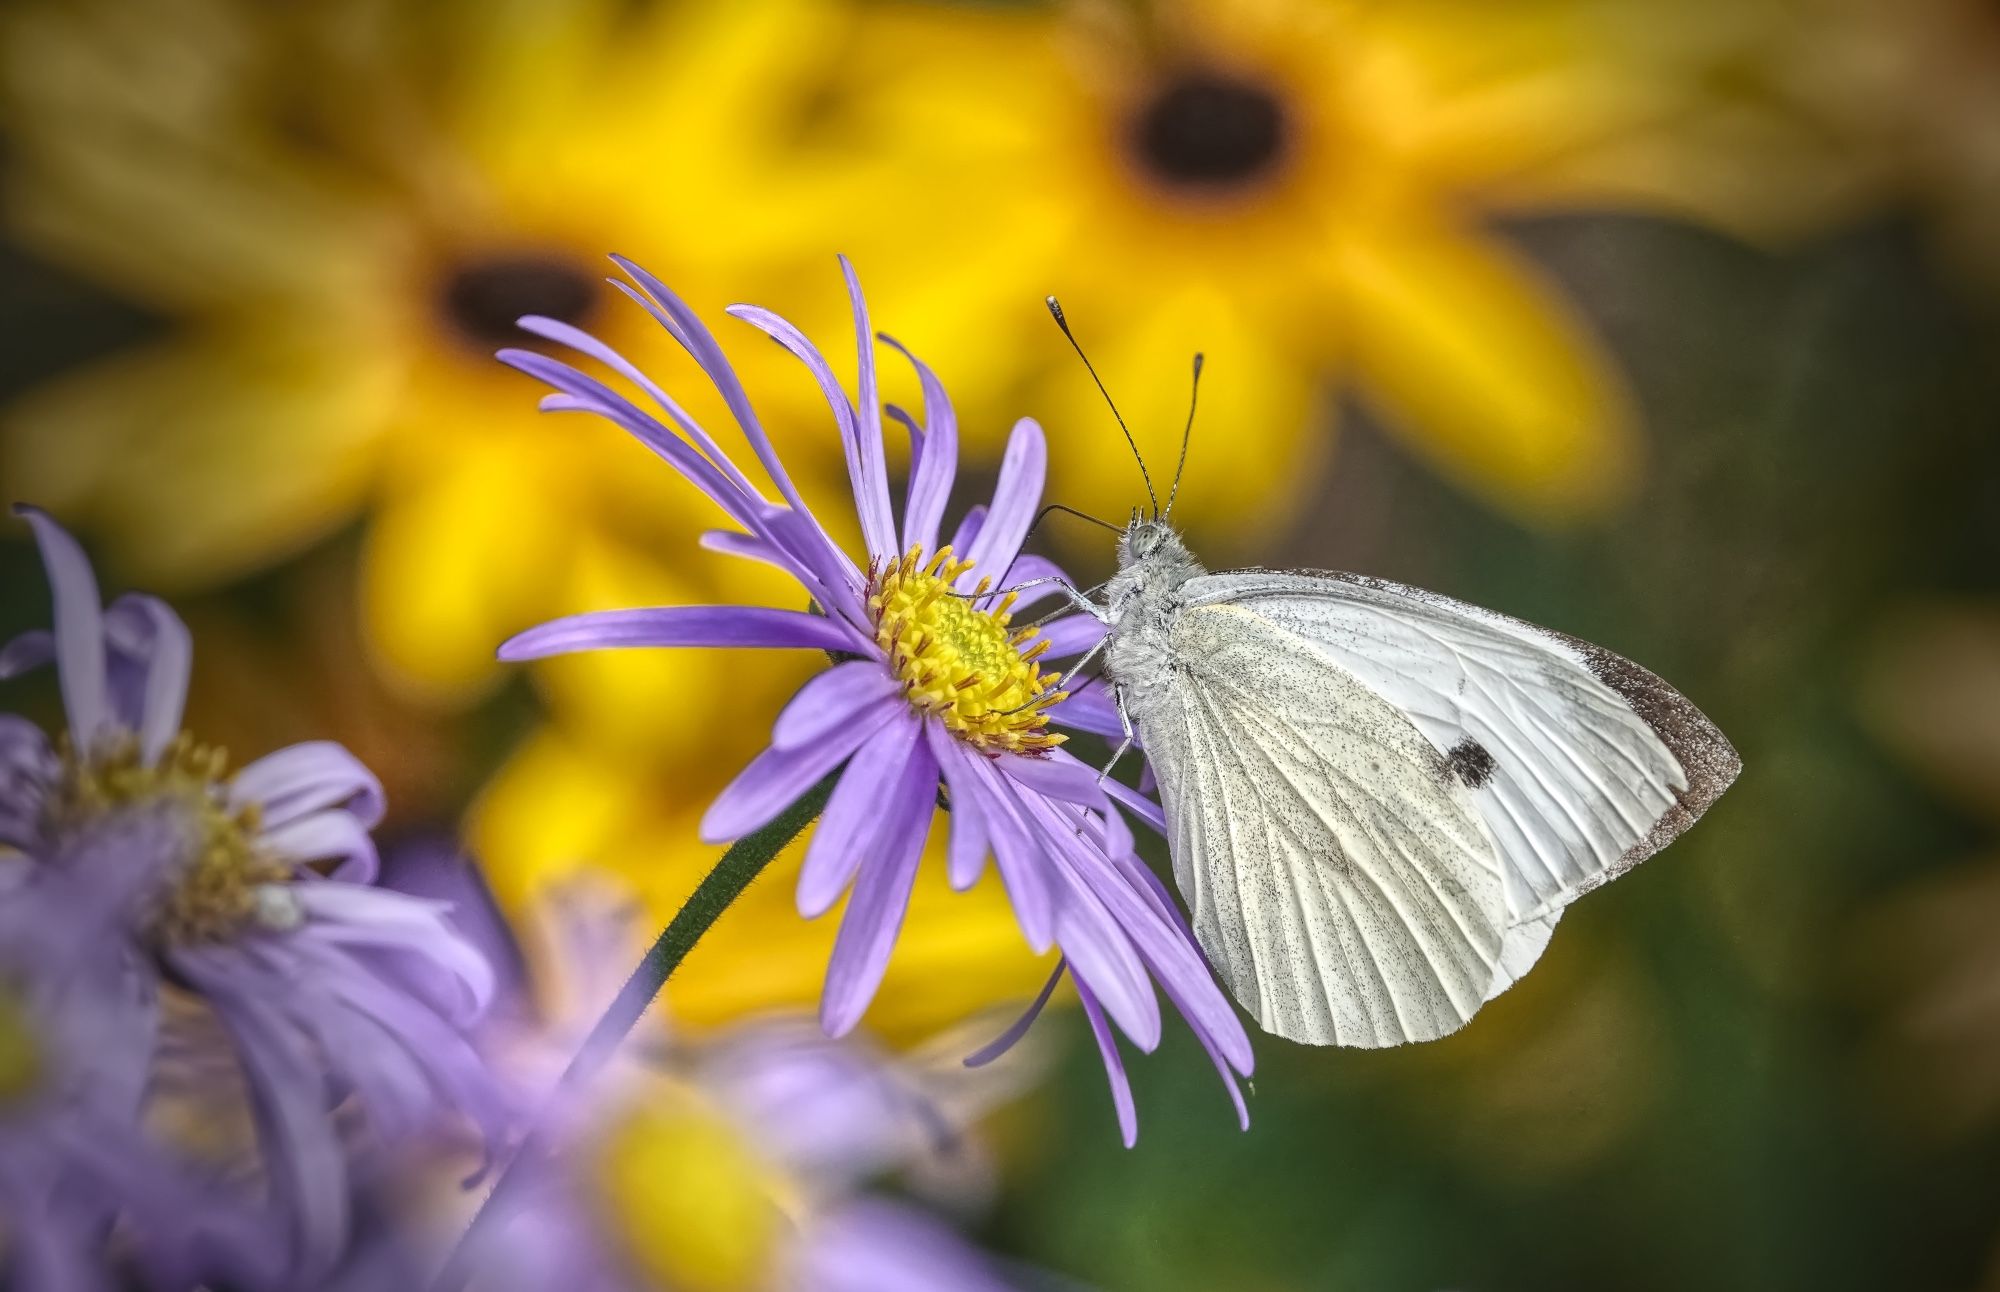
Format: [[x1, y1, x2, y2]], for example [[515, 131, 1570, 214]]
[[1108, 515, 1203, 621]]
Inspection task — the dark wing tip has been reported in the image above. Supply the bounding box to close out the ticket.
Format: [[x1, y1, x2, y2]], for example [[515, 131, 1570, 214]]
[[1567, 637, 1741, 868]]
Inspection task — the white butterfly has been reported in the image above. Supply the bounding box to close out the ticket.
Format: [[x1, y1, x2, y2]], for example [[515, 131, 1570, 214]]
[[1043, 304, 1741, 1048]]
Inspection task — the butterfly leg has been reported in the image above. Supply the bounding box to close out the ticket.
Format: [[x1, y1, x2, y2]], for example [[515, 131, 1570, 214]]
[[1096, 689, 1136, 785], [954, 576, 1110, 622]]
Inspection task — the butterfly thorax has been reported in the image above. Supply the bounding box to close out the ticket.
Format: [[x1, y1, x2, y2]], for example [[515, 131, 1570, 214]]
[[1102, 519, 1204, 702]]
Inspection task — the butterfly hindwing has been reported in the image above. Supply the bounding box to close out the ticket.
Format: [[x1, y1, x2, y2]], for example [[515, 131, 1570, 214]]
[[1134, 600, 1509, 1047]]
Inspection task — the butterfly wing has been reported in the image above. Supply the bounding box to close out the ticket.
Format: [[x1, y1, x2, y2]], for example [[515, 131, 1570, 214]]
[[1181, 570, 1740, 979], [1131, 598, 1510, 1047]]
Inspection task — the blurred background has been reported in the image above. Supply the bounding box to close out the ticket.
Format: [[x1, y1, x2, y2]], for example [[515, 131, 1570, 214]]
[[3, 0, 1999, 1287]]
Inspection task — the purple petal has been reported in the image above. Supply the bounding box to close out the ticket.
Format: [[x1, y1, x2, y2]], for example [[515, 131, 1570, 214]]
[[174, 951, 347, 1278], [928, 727, 990, 889], [101, 595, 191, 765], [948, 748, 1054, 951], [0, 629, 53, 678], [819, 740, 937, 1036], [258, 808, 380, 883], [1050, 883, 1161, 1052], [1076, 979, 1138, 1147], [703, 703, 896, 842], [725, 302, 887, 550], [17, 507, 109, 753], [609, 256, 816, 518], [1099, 771, 1167, 834], [959, 419, 1046, 589], [500, 606, 864, 662], [1050, 683, 1122, 738], [230, 741, 385, 831], [798, 713, 922, 918], [795, 1199, 1024, 1292], [772, 660, 901, 752], [291, 884, 496, 1023], [515, 313, 765, 503], [497, 348, 761, 530], [964, 958, 1065, 1068], [839, 255, 899, 565], [1037, 615, 1110, 660], [879, 334, 958, 555], [949, 504, 986, 555]]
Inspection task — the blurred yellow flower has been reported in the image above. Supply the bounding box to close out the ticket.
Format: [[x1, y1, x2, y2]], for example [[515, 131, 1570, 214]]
[[472, 725, 1060, 1039], [1855, 603, 2000, 1139], [824, 0, 1668, 539], [1, 0, 859, 703]]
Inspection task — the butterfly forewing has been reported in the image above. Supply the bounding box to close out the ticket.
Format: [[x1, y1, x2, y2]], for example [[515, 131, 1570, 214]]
[[1135, 600, 1510, 1047], [1181, 571, 1741, 932]]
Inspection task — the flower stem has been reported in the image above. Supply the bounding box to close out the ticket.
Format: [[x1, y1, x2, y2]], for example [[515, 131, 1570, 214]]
[[429, 774, 836, 1292]]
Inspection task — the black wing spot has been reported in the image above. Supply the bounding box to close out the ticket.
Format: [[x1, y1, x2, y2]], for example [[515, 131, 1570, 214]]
[[1446, 738, 1496, 789]]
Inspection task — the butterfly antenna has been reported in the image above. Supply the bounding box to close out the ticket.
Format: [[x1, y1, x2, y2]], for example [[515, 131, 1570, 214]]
[[1026, 502, 1123, 542], [1046, 296, 1158, 517], [1164, 352, 1203, 520]]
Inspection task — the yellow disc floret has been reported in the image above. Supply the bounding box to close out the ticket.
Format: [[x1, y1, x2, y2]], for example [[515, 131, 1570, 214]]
[[43, 733, 287, 945], [868, 546, 1067, 755], [0, 988, 42, 1109]]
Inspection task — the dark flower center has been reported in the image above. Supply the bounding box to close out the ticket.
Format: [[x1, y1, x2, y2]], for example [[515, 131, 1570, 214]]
[[1129, 70, 1291, 191], [438, 254, 599, 350]]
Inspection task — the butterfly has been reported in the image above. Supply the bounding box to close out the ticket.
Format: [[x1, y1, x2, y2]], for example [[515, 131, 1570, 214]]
[[1045, 300, 1740, 1047]]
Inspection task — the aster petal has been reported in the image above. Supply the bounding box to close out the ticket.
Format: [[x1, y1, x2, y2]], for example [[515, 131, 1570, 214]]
[[958, 419, 1046, 590], [820, 739, 936, 1037], [16, 506, 110, 752], [949, 504, 985, 555], [964, 958, 1065, 1069], [879, 334, 958, 555], [1076, 978, 1138, 1148], [500, 606, 864, 662], [515, 314, 764, 504], [291, 884, 495, 1023], [609, 256, 817, 515], [499, 348, 761, 531], [259, 808, 380, 883], [1036, 614, 1110, 660], [0, 629, 54, 678], [1098, 771, 1166, 834], [174, 952, 346, 1279], [702, 703, 897, 842], [795, 1199, 1023, 1292], [1050, 883, 1161, 1053], [1049, 683, 1122, 739], [839, 255, 899, 565], [725, 302, 888, 550], [772, 661, 901, 752], [943, 744, 1053, 951], [927, 726, 990, 890], [799, 712, 922, 918], [229, 740, 386, 831], [100, 594, 190, 765], [992, 554, 1068, 612]]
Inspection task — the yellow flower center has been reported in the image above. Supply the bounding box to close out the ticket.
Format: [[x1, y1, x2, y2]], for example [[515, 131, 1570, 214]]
[[595, 1084, 799, 1292], [0, 989, 42, 1110], [44, 733, 289, 945], [868, 546, 1066, 755]]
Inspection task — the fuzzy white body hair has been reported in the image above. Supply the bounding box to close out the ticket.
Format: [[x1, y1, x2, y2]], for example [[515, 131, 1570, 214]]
[[1101, 518, 1204, 723]]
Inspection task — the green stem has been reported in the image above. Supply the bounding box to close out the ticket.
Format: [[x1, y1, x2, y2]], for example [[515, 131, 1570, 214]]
[[429, 774, 836, 1292]]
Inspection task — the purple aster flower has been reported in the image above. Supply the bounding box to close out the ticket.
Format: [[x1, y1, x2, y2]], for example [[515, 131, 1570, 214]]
[[495, 257, 1251, 1142], [0, 816, 285, 1292], [0, 507, 503, 1282], [454, 886, 1058, 1292]]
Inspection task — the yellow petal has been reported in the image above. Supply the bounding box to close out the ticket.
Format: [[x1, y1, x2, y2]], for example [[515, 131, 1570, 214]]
[[1331, 210, 1638, 521], [2, 321, 393, 585], [471, 734, 1060, 1042], [1029, 284, 1327, 560], [360, 433, 572, 702]]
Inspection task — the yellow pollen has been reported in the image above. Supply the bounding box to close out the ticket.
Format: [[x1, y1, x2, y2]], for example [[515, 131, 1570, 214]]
[[867, 545, 1067, 755], [0, 989, 42, 1109], [44, 733, 286, 945]]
